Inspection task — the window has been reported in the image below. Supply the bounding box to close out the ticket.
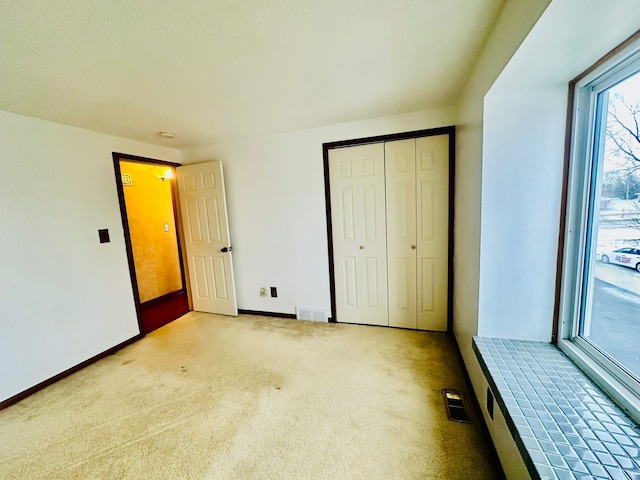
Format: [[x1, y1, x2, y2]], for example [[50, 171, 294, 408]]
[[559, 36, 640, 422]]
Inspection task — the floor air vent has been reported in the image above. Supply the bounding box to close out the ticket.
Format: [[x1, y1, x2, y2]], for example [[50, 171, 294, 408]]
[[443, 389, 471, 423], [295, 306, 328, 322]]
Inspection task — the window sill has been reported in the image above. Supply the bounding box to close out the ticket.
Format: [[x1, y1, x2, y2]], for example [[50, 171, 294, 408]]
[[473, 337, 640, 480], [558, 338, 640, 426]]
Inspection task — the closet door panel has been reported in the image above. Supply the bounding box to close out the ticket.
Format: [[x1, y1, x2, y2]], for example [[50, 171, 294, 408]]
[[385, 139, 417, 329], [329, 143, 388, 326], [329, 133, 450, 331], [416, 135, 449, 331]]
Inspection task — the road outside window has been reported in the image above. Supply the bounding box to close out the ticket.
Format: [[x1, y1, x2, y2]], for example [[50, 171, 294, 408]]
[[585, 71, 640, 380]]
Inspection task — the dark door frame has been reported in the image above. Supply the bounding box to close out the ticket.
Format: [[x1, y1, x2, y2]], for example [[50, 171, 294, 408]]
[[322, 126, 456, 332], [112, 152, 188, 334]]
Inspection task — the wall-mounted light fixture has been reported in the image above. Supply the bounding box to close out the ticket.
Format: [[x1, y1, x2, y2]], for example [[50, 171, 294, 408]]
[[159, 169, 173, 181]]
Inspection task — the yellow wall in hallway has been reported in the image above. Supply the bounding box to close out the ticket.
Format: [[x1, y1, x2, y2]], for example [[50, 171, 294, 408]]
[[121, 161, 182, 303]]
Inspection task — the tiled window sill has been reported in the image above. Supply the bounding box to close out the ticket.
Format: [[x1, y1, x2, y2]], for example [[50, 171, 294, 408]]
[[473, 337, 640, 480]]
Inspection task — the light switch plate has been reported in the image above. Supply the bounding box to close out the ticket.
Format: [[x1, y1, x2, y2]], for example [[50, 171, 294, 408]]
[[98, 229, 110, 243]]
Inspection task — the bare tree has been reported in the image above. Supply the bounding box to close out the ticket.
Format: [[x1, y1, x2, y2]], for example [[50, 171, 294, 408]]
[[604, 93, 640, 233], [602, 169, 640, 199], [607, 93, 640, 170], [627, 203, 640, 231]]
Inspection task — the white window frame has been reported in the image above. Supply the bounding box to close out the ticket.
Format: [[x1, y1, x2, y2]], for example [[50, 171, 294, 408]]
[[558, 38, 640, 424]]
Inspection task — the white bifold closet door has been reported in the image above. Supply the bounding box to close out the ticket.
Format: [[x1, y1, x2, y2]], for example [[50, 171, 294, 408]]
[[328, 143, 389, 327], [386, 136, 449, 331], [385, 139, 418, 328], [329, 134, 449, 331]]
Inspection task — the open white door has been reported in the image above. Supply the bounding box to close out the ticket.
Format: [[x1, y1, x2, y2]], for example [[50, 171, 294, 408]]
[[177, 161, 238, 316]]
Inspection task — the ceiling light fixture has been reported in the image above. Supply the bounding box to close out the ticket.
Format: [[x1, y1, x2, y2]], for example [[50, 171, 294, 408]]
[[158, 131, 175, 139]]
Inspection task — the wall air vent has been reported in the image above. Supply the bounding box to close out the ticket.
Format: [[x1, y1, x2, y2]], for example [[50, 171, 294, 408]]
[[295, 306, 328, 322], [443, 389, 471, 423]]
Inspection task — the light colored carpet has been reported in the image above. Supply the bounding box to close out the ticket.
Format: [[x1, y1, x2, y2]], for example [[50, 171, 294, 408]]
[[0, 313, 502, 479]]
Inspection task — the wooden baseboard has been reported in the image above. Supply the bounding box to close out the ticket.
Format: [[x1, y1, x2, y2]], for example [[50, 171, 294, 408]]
[[238, 309, 297, 319], [140, 290, 189, 333], [0, 334, 143, 411]]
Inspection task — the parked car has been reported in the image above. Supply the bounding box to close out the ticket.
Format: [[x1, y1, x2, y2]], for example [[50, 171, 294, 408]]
[[600, 247, 640, 272]]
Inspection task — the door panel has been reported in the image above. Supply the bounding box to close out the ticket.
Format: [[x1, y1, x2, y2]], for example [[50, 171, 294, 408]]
[[344, 257, 358, 307], [364, 256, 381, 308], [193, 256, 209, 299], [329, 144, 388, 326], [420, 258, 435, 311], [416, 135, 449, 331], [205, 197, 223, 242], [186, 199, 203, 242], [363, 186, 380, 240], [420, 183, 435, 238], [385, 139, 417, 329], [396, 258, 412, 310], [339, 188, 356, 240], [177, 161, 238, 316]]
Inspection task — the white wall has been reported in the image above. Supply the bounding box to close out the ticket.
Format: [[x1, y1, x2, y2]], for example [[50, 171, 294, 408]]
[[454, 0, 550, 369], [0, 110, 180, 402], [182, 108, 457, 316], [478, 84, 567, 340], [453, 1, 551, 476]]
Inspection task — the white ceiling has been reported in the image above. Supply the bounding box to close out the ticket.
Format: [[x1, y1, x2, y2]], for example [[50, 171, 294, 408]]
[[1, 0, 504, 149]]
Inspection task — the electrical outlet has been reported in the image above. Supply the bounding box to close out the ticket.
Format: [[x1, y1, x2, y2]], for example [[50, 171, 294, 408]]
[[259, 287, 267, 297], [270, 287, 277, 298], [486, 387, 494, 420]]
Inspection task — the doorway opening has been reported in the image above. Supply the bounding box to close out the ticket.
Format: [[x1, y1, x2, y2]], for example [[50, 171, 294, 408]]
[[113, 153, 189, 334]]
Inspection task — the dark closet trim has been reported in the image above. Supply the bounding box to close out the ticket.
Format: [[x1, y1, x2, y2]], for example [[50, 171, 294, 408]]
[[322, 126, 456, 332], [323, 126, 456, 150], [447, 130, 456, 333], [112, 152, 187, 334]]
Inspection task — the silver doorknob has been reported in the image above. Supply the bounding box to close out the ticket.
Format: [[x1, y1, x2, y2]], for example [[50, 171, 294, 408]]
[[359, 245, 365, 250], [411, 245, 416, 250]]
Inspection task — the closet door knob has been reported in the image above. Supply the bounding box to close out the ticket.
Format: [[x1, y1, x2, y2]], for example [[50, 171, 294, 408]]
[[359, 245, 365, 250], [411, 245, 416, 250]]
